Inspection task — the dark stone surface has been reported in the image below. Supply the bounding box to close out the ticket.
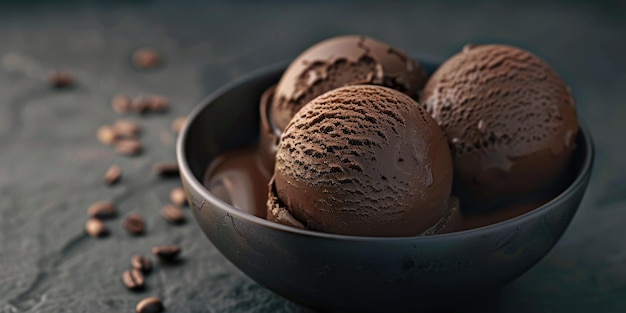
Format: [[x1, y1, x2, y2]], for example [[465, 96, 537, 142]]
[[0, 1, 624, 312]]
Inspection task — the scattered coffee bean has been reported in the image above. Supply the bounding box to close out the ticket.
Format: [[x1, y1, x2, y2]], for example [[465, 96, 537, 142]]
[[161, 205, 185, 224], [112, 119, 141, 137], [123, 213, 146, 235], [154, 162, 179, 177], [88, 201, 117, 219], [85, 218, 109, 237], [152, 245, 181, 262], [97, 125, 118, 145], [115, 138, 142, 156], [48, 71, 74, 88], [122, 269, 145, 291], [112, 94, 132, 114], [131, 254, 152, 274], [103, 165, 122, 185], [171, 117, 187, 134], [169, 187, 187, 206], [132, 48, 161, 69], [132, 97, 151, 114], [147, 95, 168, 112], [130, 95, 168, 114], [136, 297, 164, 313]]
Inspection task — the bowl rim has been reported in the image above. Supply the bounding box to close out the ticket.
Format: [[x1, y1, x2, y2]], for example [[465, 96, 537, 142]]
[[177, 61, 595, 242]]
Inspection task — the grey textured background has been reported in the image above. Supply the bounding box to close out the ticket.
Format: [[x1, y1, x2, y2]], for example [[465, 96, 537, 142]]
[[0, 1, 625, 312]]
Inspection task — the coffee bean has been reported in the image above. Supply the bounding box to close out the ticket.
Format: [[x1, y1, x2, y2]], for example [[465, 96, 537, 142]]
[[112, 119, 141, 138], [85, 218, 109, 237], [171, 117, 187, 134], [88, 201, 117, 219], [147, 95, 169, 112], [169, 187, 187, 206], [48, 71, 74, 88], [132, 48, 161, 69], [97, 126, 118, 145], [115, 138, 142, 156], [152, 245, 181, 261], [161, 205, 185, 224], [154, 162, 179, 177], [103, 165, 122, 185], [123, 213, 145, 235], [112, 94, 132, 114], [132, 97, 151, 114], [136, 297, 164, 313], [122, 269, 145, 291], [131, 254, 152, 274]]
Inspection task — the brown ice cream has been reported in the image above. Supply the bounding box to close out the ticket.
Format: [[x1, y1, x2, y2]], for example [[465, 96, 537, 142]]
[[271, 35, 427, 132], [267, 85, 454, 237], [259, 35, 428, 177], [422, 44, 578, 211]]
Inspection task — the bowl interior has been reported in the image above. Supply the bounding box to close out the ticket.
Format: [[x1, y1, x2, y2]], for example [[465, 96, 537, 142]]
[[179, 58, 592, 239]]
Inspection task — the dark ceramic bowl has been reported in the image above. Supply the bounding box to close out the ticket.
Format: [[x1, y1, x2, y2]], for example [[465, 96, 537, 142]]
[[177, 59, 594, 313]]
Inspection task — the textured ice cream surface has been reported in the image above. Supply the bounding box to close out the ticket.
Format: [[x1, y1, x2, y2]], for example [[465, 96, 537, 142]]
[[422, 44, 578, 209], [268, 85, 453, 237], [270, 35, 428, 133]]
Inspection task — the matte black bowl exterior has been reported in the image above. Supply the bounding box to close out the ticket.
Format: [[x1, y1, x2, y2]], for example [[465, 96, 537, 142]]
[[177, 60, 594, 313]]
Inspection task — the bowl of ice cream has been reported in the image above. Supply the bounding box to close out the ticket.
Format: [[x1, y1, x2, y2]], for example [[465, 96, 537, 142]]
[[177, 37, 594, 312]]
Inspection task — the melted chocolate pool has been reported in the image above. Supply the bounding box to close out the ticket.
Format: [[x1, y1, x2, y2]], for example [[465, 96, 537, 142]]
[[204, 144, 553, 233], [204, 145, 270, 218]]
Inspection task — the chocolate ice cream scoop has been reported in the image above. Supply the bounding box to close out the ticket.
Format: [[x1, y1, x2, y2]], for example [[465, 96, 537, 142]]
[[259, 36, 428, 178], [268, 85, 454, 237], [270, 35, 428, 133], [422, 44, 578, 211]]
